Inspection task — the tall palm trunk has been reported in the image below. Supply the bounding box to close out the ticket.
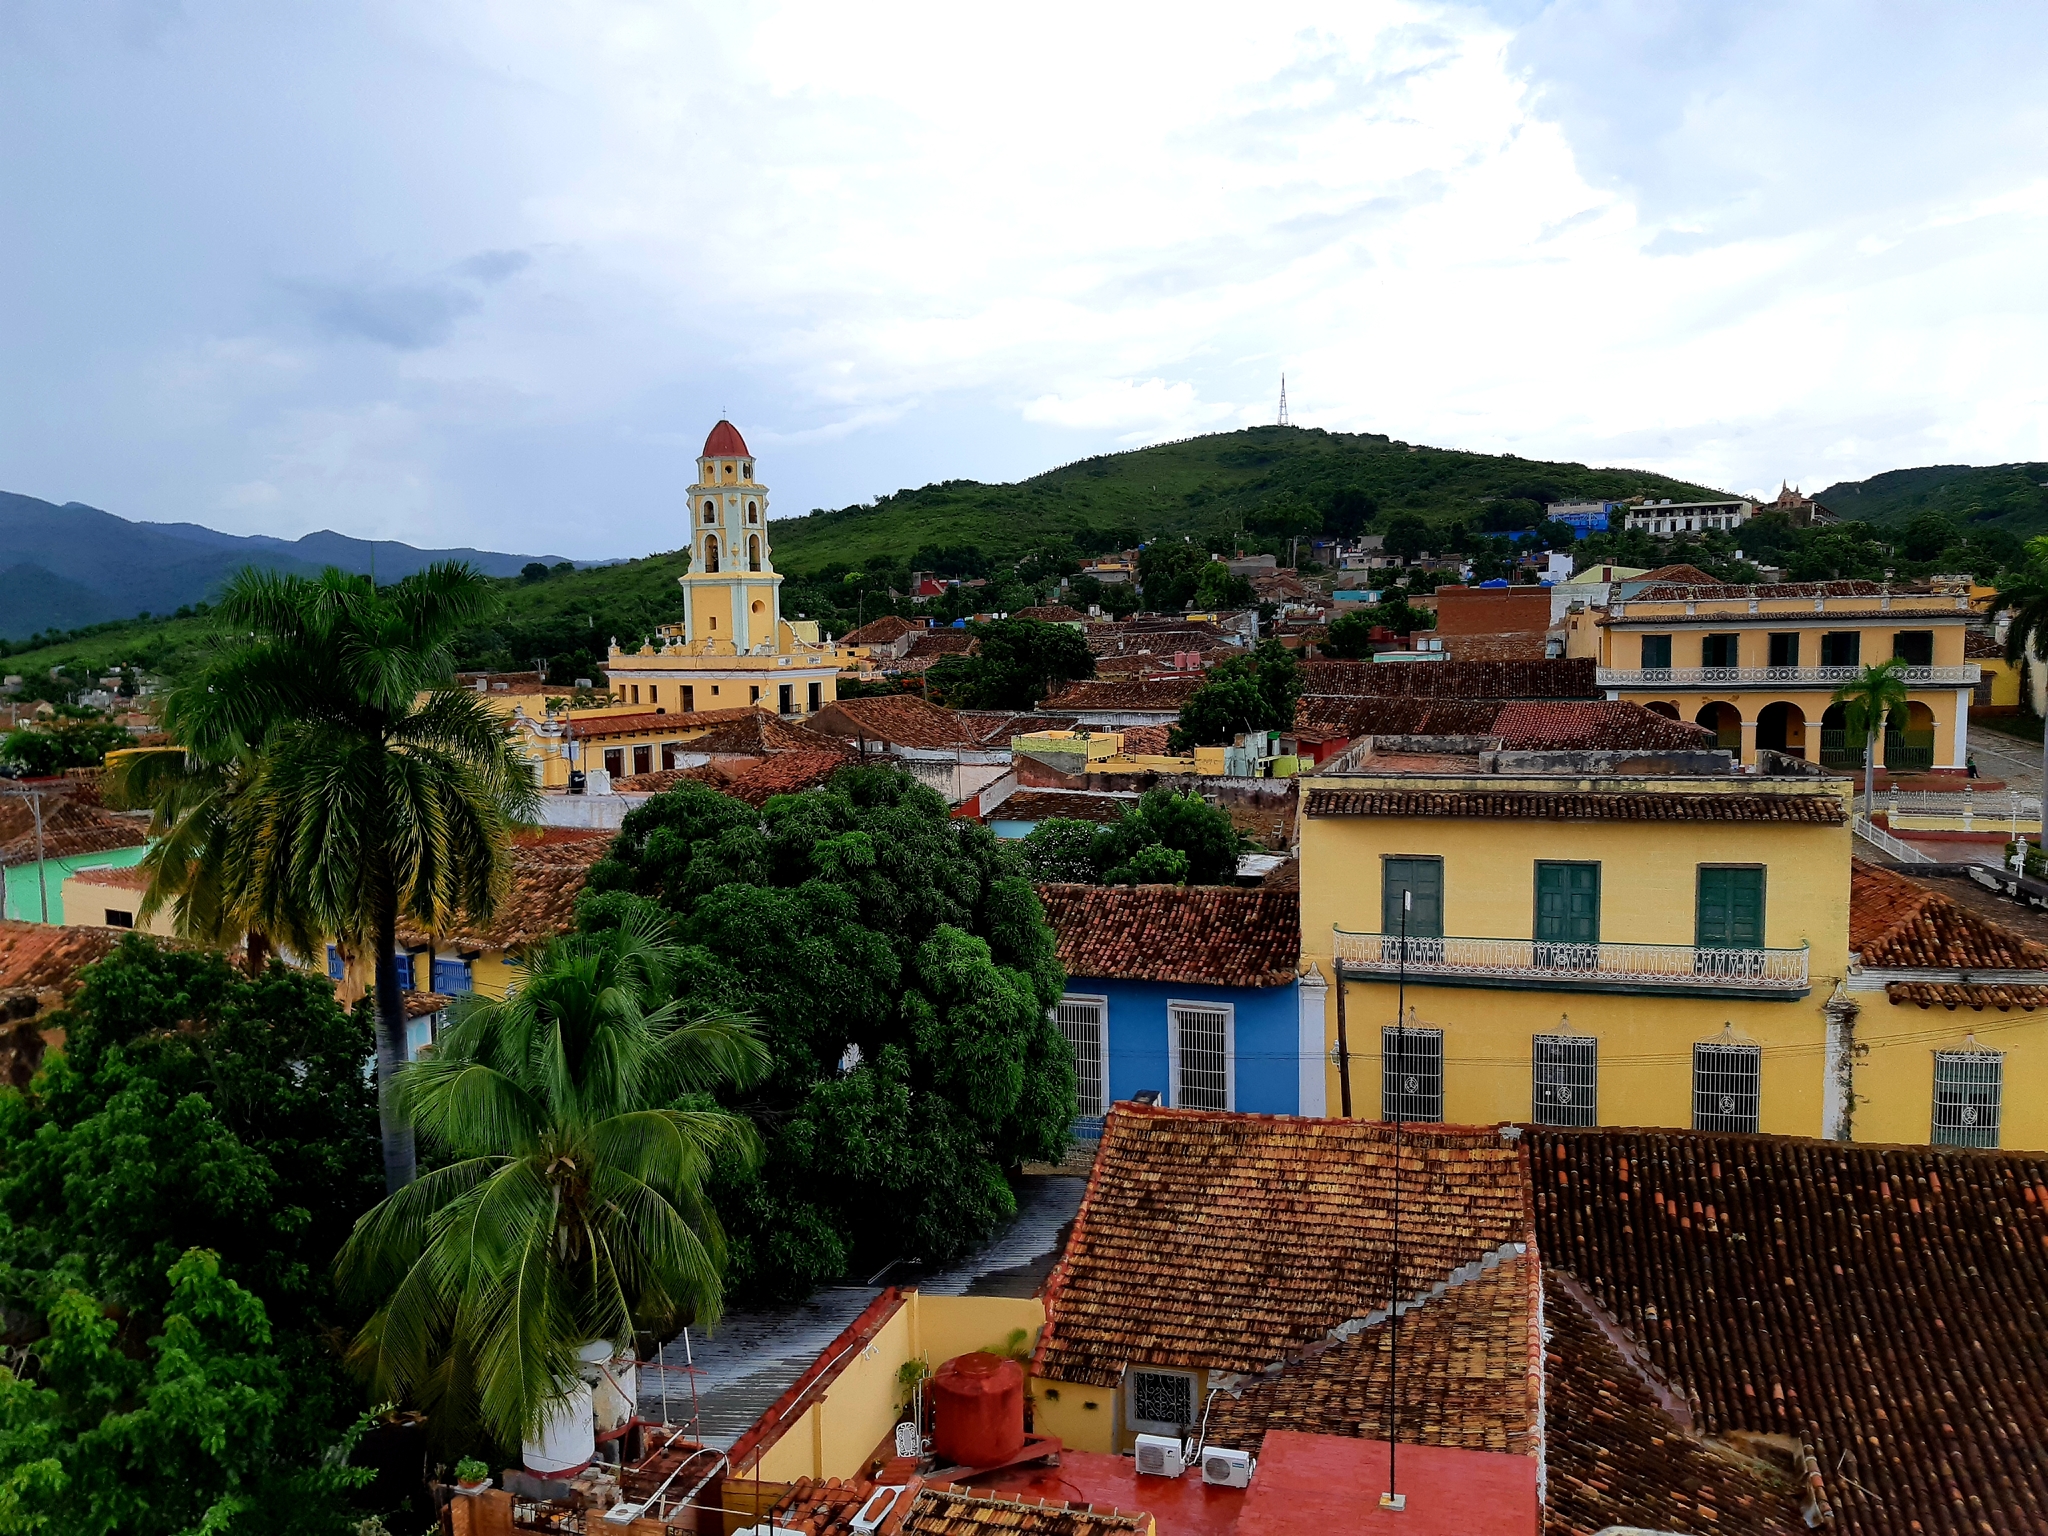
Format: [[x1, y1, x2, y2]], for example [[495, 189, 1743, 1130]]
[[1865, 723, 1877, 824], [373, 890, 417, 1191]]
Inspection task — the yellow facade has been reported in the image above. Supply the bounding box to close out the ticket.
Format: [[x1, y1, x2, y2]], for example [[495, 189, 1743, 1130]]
[[1847, 997, 2048, 1152], [1297, 771, 1854, 1139], [1595, 585, 1981, 770]]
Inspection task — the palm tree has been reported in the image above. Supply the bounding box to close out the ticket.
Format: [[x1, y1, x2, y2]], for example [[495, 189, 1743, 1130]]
[[156, 563, 540, 1190], [1991, 537, 2048, 843], [334, 916, 767, 1453], [1832, 658, 1911, 823]]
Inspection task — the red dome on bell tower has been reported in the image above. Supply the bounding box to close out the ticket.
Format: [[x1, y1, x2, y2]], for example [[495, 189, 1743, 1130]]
[[702, 420, 751, 458]]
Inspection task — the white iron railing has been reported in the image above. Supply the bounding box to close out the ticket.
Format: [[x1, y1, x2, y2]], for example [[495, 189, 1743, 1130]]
[[1880, 789, 2040, 819], [1595, 664, 1980, 689], [1853, 814, 1937, 863], [1331, 929, 1809, 992]]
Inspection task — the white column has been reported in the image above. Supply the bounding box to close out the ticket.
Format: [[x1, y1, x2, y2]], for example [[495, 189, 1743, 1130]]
[[1296, 963, 1329, 1117], [732, 580, 749, 651], [1952, 689, 1970, 769]]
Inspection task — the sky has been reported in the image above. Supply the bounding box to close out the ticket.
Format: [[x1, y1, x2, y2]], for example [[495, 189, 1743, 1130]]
[[2, 1, 2045, 560]]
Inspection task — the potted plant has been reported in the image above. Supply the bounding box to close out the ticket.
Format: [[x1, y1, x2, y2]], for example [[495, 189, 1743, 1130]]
[[454, 1458, 492, 1495]]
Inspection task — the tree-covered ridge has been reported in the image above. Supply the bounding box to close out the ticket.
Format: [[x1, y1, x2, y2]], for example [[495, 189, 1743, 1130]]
[[1817, 461, 2048, 537]]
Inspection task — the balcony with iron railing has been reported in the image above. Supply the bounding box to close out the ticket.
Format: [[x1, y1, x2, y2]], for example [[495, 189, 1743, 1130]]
[[1595, 664, 1979, 690], [1331, 928, 1811, 998]]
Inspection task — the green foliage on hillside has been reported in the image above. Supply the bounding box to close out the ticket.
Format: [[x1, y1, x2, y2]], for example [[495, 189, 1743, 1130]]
[[1818, 463, 2048, 537]]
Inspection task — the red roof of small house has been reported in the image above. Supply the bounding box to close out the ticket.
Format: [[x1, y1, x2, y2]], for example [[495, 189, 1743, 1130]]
[[0, 920, 123, 997], [1035, 883, 1299, 986], [1039, 677, 1207, 712], [0, 797, 149, 868], [1848, 858, 2048, 969], [1298, 658, 1598, 701], [1305, 788, 1847, 824], [1490, 701, 1716, 752], [810, 696, 978, 750], [841, 615, 921, 646], [701, 419, 750, 457], [396, 838, 609, 953], [567, 706, 764, 741]]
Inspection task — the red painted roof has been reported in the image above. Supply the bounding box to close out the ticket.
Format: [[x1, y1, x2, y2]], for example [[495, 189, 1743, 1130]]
[[702, 419, 751, 458]]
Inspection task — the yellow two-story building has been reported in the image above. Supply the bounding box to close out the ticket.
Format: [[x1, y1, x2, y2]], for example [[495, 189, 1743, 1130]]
[[1569, 577, 1981, 773], [1298, 743, 1855, 1138]]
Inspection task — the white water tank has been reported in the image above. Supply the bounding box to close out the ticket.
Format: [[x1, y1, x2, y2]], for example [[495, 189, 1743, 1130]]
[[522, 1341, 624, 1475]]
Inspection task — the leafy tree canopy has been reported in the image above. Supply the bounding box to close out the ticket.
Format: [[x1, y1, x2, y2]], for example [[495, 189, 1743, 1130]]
[[1019, 789, 1246, 887], [1193, 563, 1255, 610], [576, 768, 1074, 1301], [0, 719, 132, 777], [1137, 543, 1206, 612], [923, 618, 1095, 710], [1168, 640, 1302, 751]]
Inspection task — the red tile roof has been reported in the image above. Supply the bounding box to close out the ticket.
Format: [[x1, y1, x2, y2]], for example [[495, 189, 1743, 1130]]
[[1304, 789, 1847, 824], [1531, 1126, 2048, 1534], [567, 706, 763, 740], [1299, 659, 1598, 701], [1885, 981, 2048, 1010], [1849, 859, 2048, 968], [702, 418, 750, 457], [997, 792, 1134, 826], [905, 630, 977, 660], [1039, 677, 1207, 712], [674, 713, 849, 758], [0, 920, 122, 996], [811, 696, 978, 750], [1115, 724, 1172, 755], [0, 796, 149, 868], [1013, 604, 1092, 623], [1628, 563, 1723, 587], [1630, 577, 1884, 602], [1440, 631, 1550, 662], [64, 863, 149, 890], [841, 615, 921, 646], [709, 751, 849, 806], [1036, 884, 1299, 985], [396, 837, 608, 952], [1033, 1107, 1530, 1388], [1490, 702, 1717, 752], [1965, 630, 2005, 659], [953, 712, 1080, 748], [769, 1479, 1151, 1536]]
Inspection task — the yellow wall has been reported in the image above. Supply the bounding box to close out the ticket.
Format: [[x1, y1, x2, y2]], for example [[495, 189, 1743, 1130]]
[[1606, 618, 1968, 671], [692, 583, 737, 643], [58, 875, 176, 936], [1297, 778, 1853, 1138], [467, 950, 519, 1001], [745, 1293, 1046, 1484], [1848, 999, 2048, 1153], [1975, 655, 2022, 708], [1611, 686, 1961, 768]]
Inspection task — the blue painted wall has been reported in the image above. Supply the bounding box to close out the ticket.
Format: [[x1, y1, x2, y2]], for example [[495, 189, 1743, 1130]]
[[1065, 975, 1303, 1116]]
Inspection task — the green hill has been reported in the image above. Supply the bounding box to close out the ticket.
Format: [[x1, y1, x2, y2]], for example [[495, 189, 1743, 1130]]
[[768, 424, 1726, 573], [1817, 462, 2048, 536]]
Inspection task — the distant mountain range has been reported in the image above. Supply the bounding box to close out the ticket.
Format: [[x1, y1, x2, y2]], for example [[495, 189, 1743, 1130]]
[[1815, 462, 2048, 535], [0, 491, 591, 640]]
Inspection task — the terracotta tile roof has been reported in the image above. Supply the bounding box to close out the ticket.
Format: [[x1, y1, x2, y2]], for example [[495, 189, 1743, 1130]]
[[997, 792, 1134, 826], [1491, 702, 1718, 752], [1295, 695, 1504, 738], [841, 615, 921, 646], [1440, 631, 1550, 662], [1036, 884, 1299, 985], [1965, 629, 2005, 659], [905, 630, 977, 659], [395, 837, 608, 952], [1299, 658, 1598, 701], [1849, 858, 2048, 968], [1630, 577, 1883, 602], [1014, 604, 1092, 623], [709, 751, 849, 806], [566, 706, 762, 740], [63, 863, 149, 890], [1531, 1126, 2048, 1535], [769, 1480, 1150, 1536], [1033, 1107, 1530, 1388], [1115, 724, 1172, 755], [1304, 789, 1847, 824], [402, 990, 451, 1020], [1885, 981, 2048, 1010], [811, 696, 979, 750], [1202, 1253, 1540, 1459], [0, 920, 122, 995], [1039, 678, 1206, 713], [1540, 1273, 1807, 1535], [1628, 563, 1726, 587], [672, 713, 849, 758], [0, 797, 149, 867]]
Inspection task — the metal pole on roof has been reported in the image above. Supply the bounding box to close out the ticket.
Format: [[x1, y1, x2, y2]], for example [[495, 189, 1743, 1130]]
[[30, 784, 48, 924], [1382, 889, 1408, 1513]]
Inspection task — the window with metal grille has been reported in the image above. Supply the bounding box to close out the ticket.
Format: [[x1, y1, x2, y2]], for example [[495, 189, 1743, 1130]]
[[1693, 1042, 1761, 1132], [1171, 1005, 1230, 1111], [1533, 1035, 1596, 1127], [1128, 1368, 1196, 1431], [1933, 1052, 2002, 1148], [1057, 996, 1107, 1120], [1381, 1026, 1444, 1123]]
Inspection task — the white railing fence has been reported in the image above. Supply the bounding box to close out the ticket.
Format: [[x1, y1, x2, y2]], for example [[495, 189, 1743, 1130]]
[[1595, 665, 1980, 689], [1331, 930, 1809, 991], [1853, 814, 1936, 863]]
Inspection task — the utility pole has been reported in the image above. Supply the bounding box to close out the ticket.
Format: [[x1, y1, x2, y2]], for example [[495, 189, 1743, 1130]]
[[1381, 889, 1409, 1513], [0, 779, 54, 923]]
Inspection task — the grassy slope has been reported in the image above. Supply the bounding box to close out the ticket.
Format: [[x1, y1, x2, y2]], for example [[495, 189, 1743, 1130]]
[[0, 424, 1731, 684], [1817, 462, 2048, 536], [768, 424, 1725, 573]]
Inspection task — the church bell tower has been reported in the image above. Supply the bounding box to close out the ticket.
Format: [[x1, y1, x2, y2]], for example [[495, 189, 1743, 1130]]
[[679, 420, 782, 652]]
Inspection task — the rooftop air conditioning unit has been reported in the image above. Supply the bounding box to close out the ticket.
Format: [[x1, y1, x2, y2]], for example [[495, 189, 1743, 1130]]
[[1201, 1446, 1254, 1488], [1134, 1433, 1187, 1478]]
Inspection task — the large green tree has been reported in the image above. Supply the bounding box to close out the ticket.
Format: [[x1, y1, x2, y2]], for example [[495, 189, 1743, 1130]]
[[1020, 789, 1246, 887], [0, 938, 388, 1535], [0, 718, 132, 777], [1168, 639, 1302, 751], [577, 767, 1074, 1301], [151, 564, 541, 1191], [337, 917, 766, 1451], [923, 617, 1095, 710]]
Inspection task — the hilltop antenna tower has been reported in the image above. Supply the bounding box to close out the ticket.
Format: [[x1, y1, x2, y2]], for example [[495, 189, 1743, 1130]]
[[1277, 374, 1290, 427]]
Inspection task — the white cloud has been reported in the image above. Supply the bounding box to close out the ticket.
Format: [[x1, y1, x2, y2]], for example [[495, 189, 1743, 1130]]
[[1022, 379, 1238, 441]]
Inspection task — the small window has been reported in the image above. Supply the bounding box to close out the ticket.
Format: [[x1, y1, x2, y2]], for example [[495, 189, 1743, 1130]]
[[104, 908, 133, 929], [1893, 631, 1934, 667], [647, 685, 657, 704], [1933, 1051, 2001, 1147], [1693, 1042, 1760, 1132], [1701, 633, 1740, 668], [630, 685, 640, 704], [1820, 631, 1861, 667], [742, 461, 752, 478], [1170, 1003, 1231, 1111], [1767, 632, 1800, 668], [1381, 1025, 1444, 1123], [709, 616, 717, 630], [1534, 861, 1600, 945], [633, 745, 652, 776], [432, 957, 473, 994], [748, 500, 759, 523], [604, 748, 624, 778], [1381, 856, 1444, 939], [807, 681, 821, 712], [703, 536, 720, 574], [703, 502, 715, 523], [778, 683, 793, 714], [1640, 634, 1672, 670], [1533, 1034, 1596, 1127], [1128, 1368, 1197, 1433], [327, 945, 345, 982], [683, 685, 696, 712], [749, 685, 760, 705], [750, 534, 761, 570], [1058, 995, 1108, 1119]]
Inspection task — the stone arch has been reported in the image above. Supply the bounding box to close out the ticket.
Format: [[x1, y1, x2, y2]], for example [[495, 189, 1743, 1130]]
[[747, 500, 759, 523], [1694, 700, 1741, 751], [703, 500, 716, 524], [1645, 701, 1681, 721], [749, 534, 761, 571], [702, 535, 720, 574], [1757, 701, 1806, 756]]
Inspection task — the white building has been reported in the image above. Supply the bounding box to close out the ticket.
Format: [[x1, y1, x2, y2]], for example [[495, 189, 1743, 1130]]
[[1623, 497, 1754, 536]]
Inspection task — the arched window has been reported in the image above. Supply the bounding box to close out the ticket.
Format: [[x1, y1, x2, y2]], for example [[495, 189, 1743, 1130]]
[[747, 500, 758, 523], [703, 536, 720, 573], [703, 500, 715, 523], [742, 462, 752, 479], [749, 534, 761, 571]]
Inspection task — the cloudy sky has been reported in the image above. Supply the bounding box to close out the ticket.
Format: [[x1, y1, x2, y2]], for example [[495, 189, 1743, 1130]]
[[3, 2, 2045, 559]]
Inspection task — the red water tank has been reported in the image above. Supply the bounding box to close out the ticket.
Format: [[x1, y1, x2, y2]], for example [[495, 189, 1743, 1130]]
[[930, 1352, 1025, 1469]]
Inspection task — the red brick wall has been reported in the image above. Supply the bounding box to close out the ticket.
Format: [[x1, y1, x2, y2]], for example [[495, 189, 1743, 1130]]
[[1433, 586, 1551, 637]]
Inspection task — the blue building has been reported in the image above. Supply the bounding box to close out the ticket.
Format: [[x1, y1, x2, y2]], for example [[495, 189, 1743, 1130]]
[[1542, 500, 1620, 538], [1037, 883, 1325, 1123]]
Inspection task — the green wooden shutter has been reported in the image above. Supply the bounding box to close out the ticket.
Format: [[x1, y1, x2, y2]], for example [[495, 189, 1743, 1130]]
[[1536, 862, 1601, 943], [1383, 858, 1444, 938], [1696, 867, 1765, 948]]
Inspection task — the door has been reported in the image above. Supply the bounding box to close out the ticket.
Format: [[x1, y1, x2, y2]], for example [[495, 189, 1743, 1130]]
[[1534, 862, 1600, 970], [1696, 867, 1765, 978], [1382, 857, 1444, 964]]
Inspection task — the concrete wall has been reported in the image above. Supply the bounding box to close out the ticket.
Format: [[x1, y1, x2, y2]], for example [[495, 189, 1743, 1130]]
[[1065, 976, 1306, 1114], [4, 843, 147, 924], [1850, 993, 2048, 1152]]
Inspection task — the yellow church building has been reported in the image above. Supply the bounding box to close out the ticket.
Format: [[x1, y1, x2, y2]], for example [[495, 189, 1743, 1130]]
[[601, 419, 857, 718]]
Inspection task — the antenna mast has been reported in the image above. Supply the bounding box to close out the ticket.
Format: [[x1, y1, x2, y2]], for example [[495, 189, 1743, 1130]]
[[1381, 890, 1409, 1513], [1277, 374, 1290, 427]]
